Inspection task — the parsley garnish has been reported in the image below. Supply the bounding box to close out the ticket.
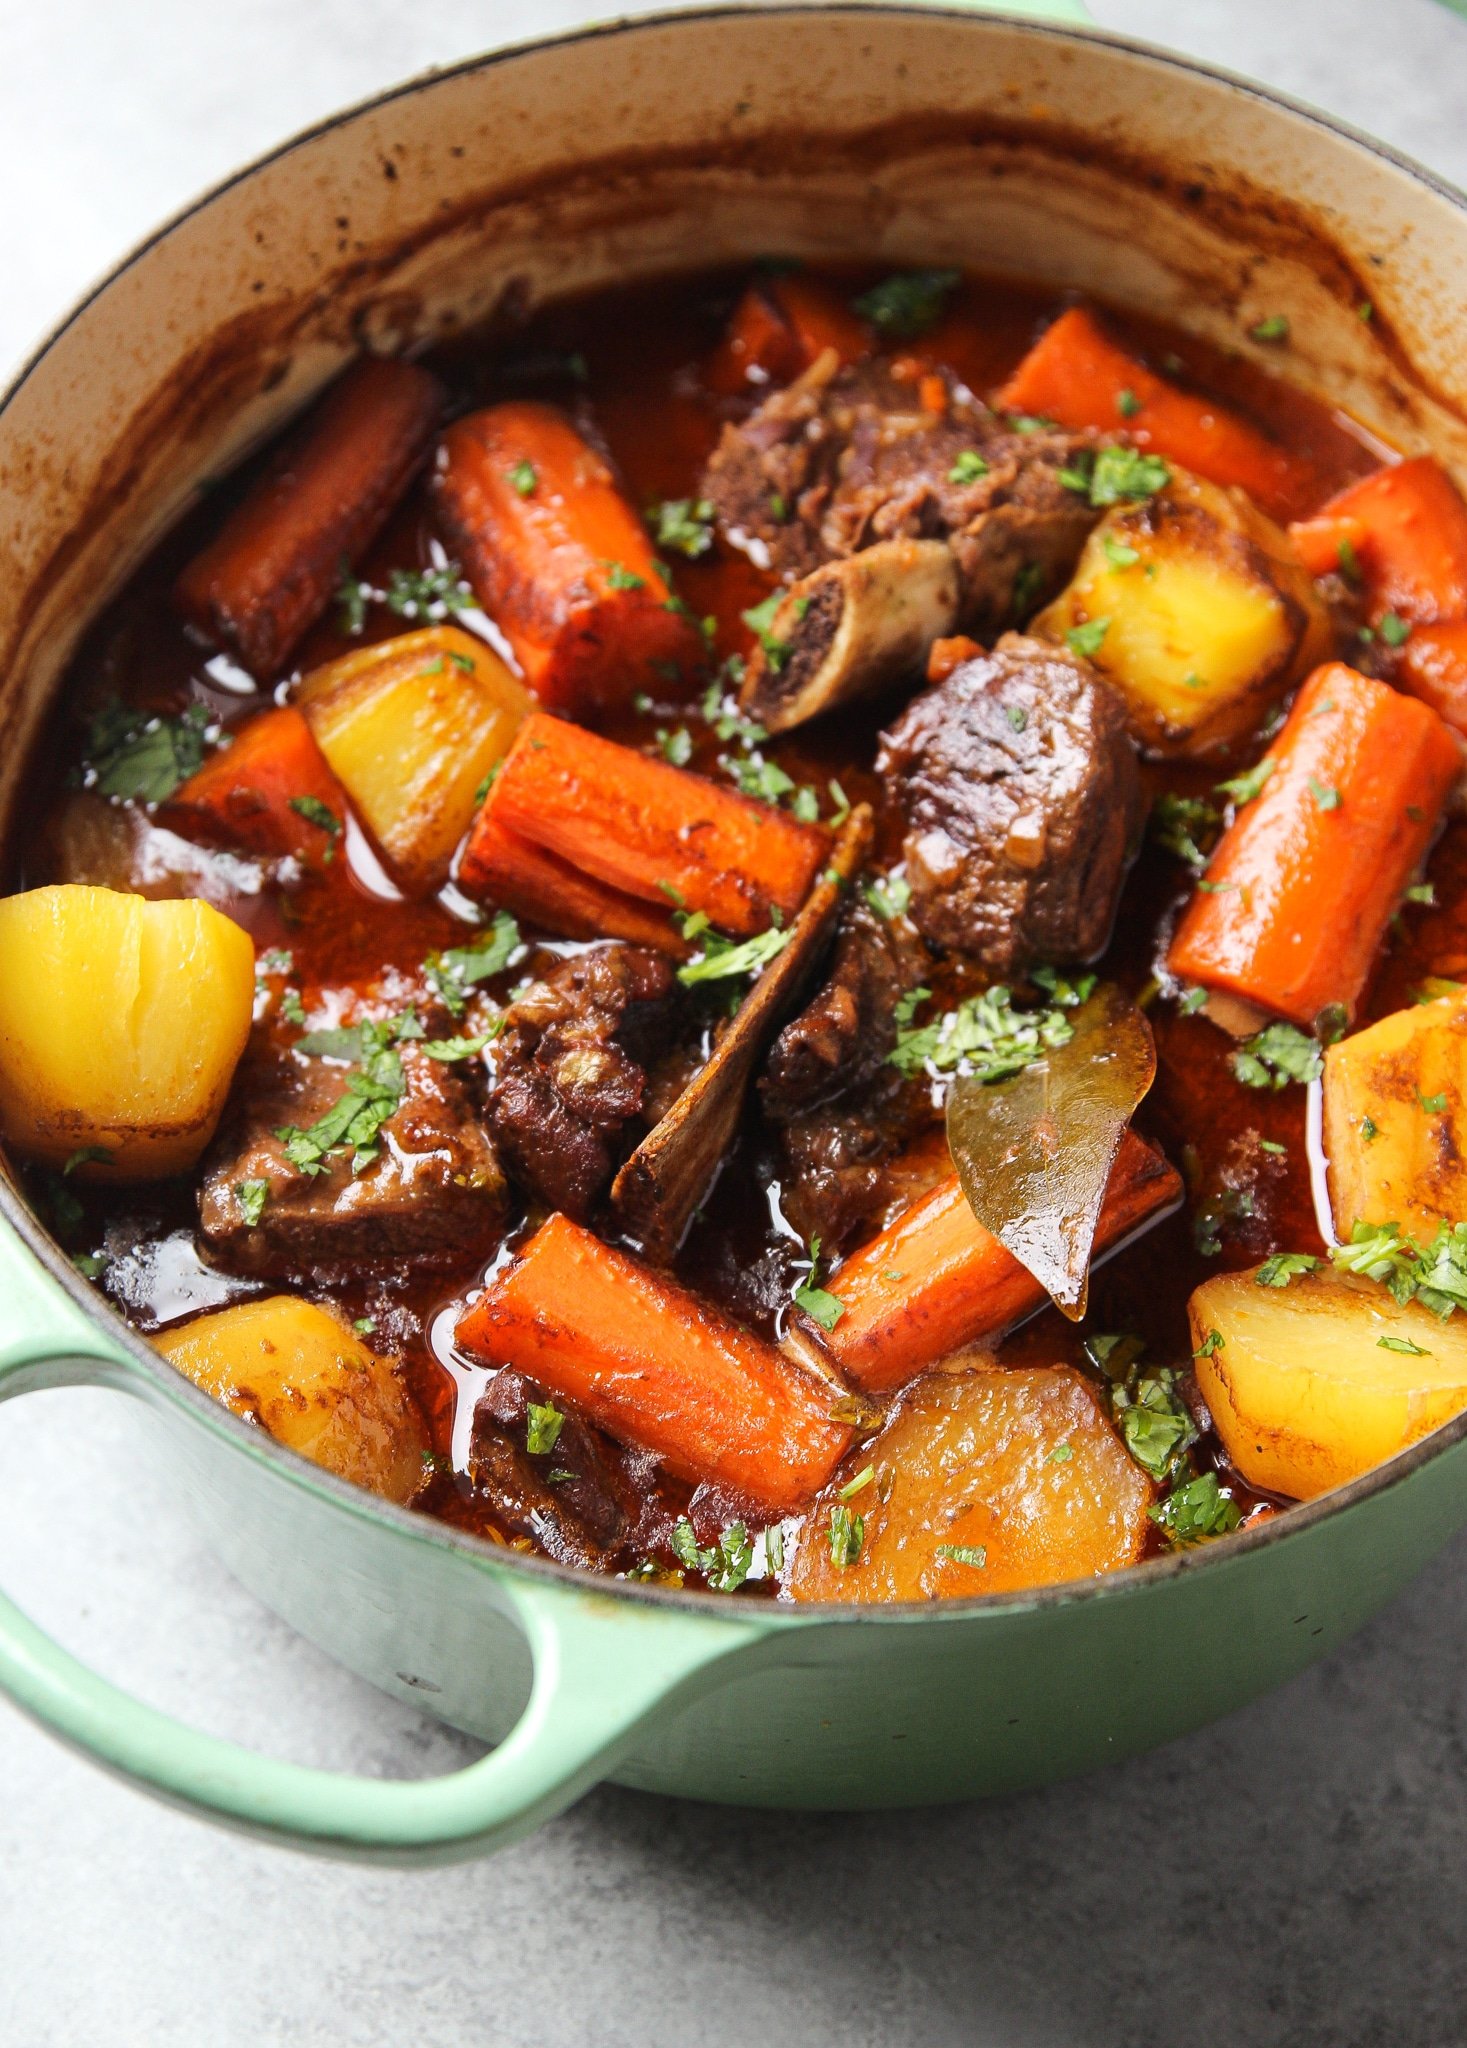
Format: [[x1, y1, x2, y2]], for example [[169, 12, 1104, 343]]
[[419, 1032, 494, 1062], [507, 460, 537, 497], [1216, 758, 1275, 806], [1066, 617, 1110, 660], [1230, 1021, 1324, 1090], [1307, 776, 1341, 812], [672, 1518, 754, 1592], [1149, 1471, 1241, 1545], [651, 497, 715, 558], [1379, 1335, 1429, 1356], [423, 911, 521, 1015], [827, 1503, 865, 1567], [742, 591, 790, 671], [526, 1401, 564, 1455], [1151, 792, 1221, 870], [948, 450, 990, 485], [794, 1235, 846, 1333], [289, 794, 342, 839], [1256, 1252, 1320, 1287], [1116, 387, 1143, 417], [1380, 611, 1412, 648], [864, 875, 911, 922], [234, 1180, 269, 1227], [1060, 446, 1170, 506], [337, 562, 475, 632], [603, 559, 646, 592], [675, 913, 791, 987], [81, 700, 216, 805], [935, 1544, 987, 1569], [1250, 314, 1290, 344], [657, 726, 694, 766], [852, 267, 959, 338], [274, 1018, 408, 1177], [889, 983, 1077, 1082], [1103, 533, 1141, 571], [1330, 1219, 1467, 1320]]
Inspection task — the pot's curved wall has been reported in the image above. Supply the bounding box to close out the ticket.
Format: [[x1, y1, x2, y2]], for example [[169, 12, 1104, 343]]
[[2, 4, 1465, 820]]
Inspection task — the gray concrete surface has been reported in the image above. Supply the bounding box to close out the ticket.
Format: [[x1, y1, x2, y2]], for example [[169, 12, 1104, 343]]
[[1, 3, 1465, 2043]]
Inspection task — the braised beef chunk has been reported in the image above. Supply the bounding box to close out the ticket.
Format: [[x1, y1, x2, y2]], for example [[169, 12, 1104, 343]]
[[762, 899, 932, 1121], [702, 357, 1099, 630], [486, 944, 686, 1221], [776, 1073, 932, 1254], [469, 1369, 635, 1569], [200, 997, 506, 1279], [877, 632, 1142, 972]]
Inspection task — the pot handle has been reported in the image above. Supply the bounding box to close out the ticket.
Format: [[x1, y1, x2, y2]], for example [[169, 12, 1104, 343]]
[[0, 1222, 763, 1862]]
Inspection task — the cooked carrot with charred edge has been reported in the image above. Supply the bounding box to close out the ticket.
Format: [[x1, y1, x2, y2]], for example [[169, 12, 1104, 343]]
[[432, 403, 703, 715], [1168, 664, 1462, 1028], [454, 1213, 852, 1512], [482, 711, 829, 937], [174, 357, 444, 677], [705, 273, 869, 394], [163, 706, 349, 866], [828, 1131, 1182, 1395], [456, 807, 690, 956], [996, 307, 1314, 522], [1399, 621, 1467, 738], [1287, 457, 1467, 624]]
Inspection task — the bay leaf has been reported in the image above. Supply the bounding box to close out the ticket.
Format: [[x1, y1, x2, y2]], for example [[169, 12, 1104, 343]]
[[945, 983, 1155, 1321]]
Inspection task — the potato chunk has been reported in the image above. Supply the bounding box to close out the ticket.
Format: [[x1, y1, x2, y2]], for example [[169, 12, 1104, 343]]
[[154, 1296, 430, 1505], [0, 885, 253, 1178], [298, 626, 530, 892], [1190, 1263, 1467, 1499], [1034, 469, 1329, 755], [787, 1366, 1153, 1603], [1323, 991, 1467, 1241]]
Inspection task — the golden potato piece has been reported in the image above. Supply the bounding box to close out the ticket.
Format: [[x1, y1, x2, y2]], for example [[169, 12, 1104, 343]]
[[788, 1366, 1153, 1603], [154, 1296, 430, 1505], [1323, 991, 1467, 1242], [298, 625, 530, 893], [1034, 468, 1329, 755], [0, 884, 254, 1178], [1190, 1263, 1467, 1500]]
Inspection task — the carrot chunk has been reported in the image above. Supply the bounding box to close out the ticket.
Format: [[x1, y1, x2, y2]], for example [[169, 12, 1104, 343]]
[[1287, 457, 1467, 624], [174, 357, 444, 677], [1399, 620, 1467, 738], [454, 1214, 852, 1513], [827, 1131, 1182, 1395], [705, 273, 869, 393], [472, 711, 827, 938], [997, 306, 1314, 521], [926, 635, 983, 685], [456, 808, 689, 956], [1167, 664, 1462, 1028], [163, 705, 350, 866], [433, 403, 703, 715]]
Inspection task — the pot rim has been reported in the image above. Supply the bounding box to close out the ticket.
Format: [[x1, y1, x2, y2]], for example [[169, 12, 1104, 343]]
[[5, 0, 1467, 1629]]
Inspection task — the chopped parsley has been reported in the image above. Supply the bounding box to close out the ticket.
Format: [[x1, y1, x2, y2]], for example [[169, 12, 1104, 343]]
[[827, 1502, 865, 1567], [1102, 533, 1141, 571], [671, 1518, 754, 1592], [889, 983, 1077, 1083], [1307, 776, 1341, 812], [507, 460, 537, 497], [1117, 387, 1143, 417], [1380, 611, 1412, 648], [1030, 965, 1097, 1009], [657, 726, 694, 766], [1149, 1472, 1241, 1545], [1379, 1335, 1429, 1356], [1013, 561, 1047, 612], [1230, 1021, 1324, 1091], [275, 1018, 408, 1177], [419, 1032, 495, 1062], [1257, 1251, 1321, 1287], [935, 1544, 987, 1569], [603, 560, 646, 592], [1330, 1219, 1467, 1320], [337, 562, 475, 633], [1250, 314, 1291, 344], [423, 911, 521, 1015], [1150, 792, 1221, 870], [839, 1464, 875, 1502], [233, 1180, 269, 1227], [1193, 1328, 1226, 1359], [948, 450, 990, 486], [1009, 414, 1058, 436], [526, 1401, 564, 1456], [864, 875, 911, 922], [794, 1235, 846, 1333], [1006, 704, 1028, 732], [80, 700, 217, 805], [675, 913, 792, 988], [742, 591, 790, 671], [651, 497, 715, 559], [1178, 986, 1210, 1017], [1060, 445, 1171, 507], [851, 267, 960, 338], [1215, 758, 1275, 806], [289, 794, 342, 839], [1066, 617, 1111, 660]]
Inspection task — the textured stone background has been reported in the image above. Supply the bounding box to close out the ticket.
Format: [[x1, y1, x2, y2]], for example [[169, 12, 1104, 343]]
[[1, 5, 1465, 2043]]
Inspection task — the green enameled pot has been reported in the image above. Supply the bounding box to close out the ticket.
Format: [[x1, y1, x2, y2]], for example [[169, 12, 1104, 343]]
[[3, 0, 1467, 1865]]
